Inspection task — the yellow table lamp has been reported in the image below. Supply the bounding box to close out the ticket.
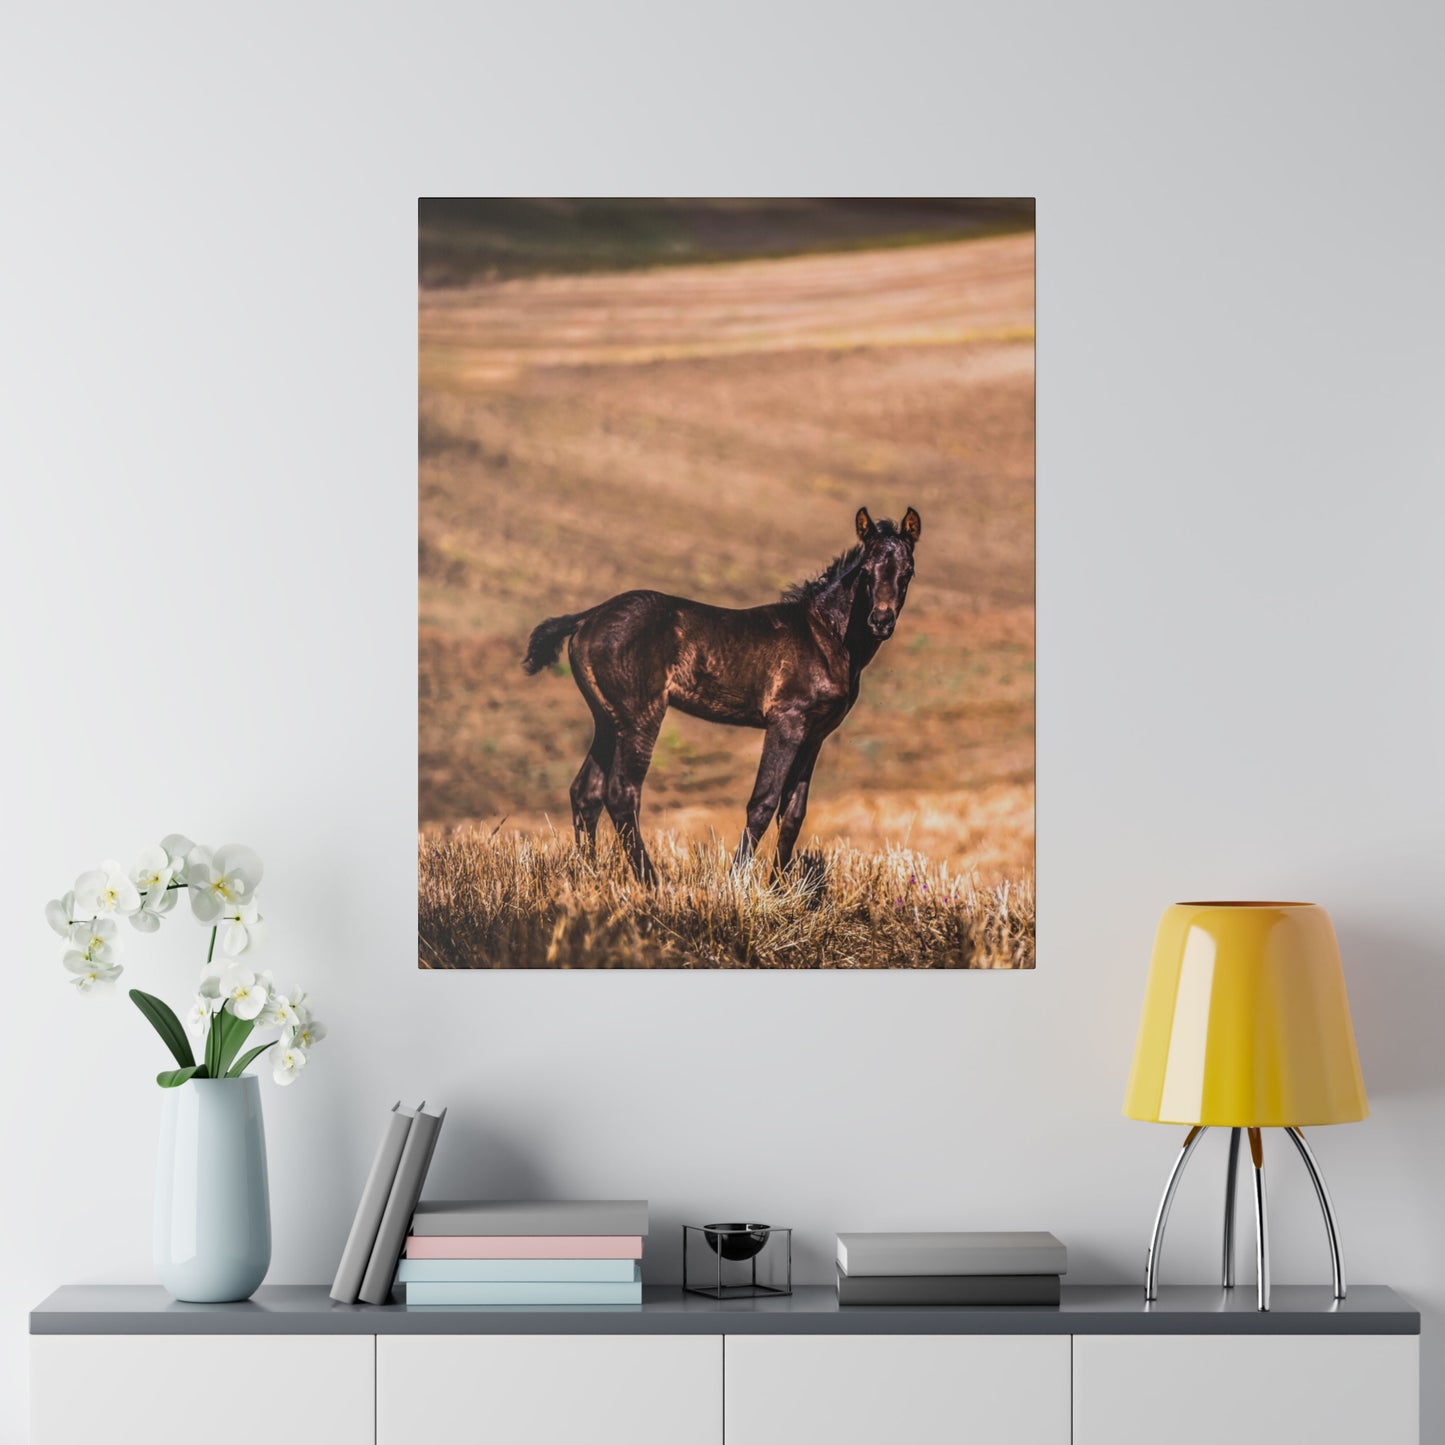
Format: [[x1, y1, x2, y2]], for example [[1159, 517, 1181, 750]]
[[1124, 901, 1367, 1311]]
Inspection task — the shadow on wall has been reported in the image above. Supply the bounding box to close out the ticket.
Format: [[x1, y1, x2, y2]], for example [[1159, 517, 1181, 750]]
[[422, 1114, 563, 1202], [1336, 918, 1445, 1103], [1334, 916, 1445, 1438]]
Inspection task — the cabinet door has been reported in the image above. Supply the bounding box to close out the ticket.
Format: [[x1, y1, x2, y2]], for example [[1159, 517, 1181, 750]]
[[724, 1334, 1070, 1445], [1073, 1334, 1419, 1445], [32, 1335, 374, 1445], [377, 1334, 720, 1445]]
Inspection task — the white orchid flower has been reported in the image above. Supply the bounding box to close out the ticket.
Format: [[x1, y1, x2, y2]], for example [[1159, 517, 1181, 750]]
[[67, 918, 119, 964], [285, 988, 314, 1025], [216, 963, 269, 1021], [218, 900, 266, 957], [65, 955, 123, 991], [161, 834, 196, 882], [72, 860, 141, 919], [129, 845, 181, 932], [130, 881, 179, 933], [183, 845, 216, 915], [131, 844, 174, 896], [258, 981, 296, 1030], [63, 918, 120, 975], [188, 844, 263, 924], [272, 1045, 307, 1086], [197, 965, 224, 1002], [185, 996, 214, 1036], [46, 892, 77, 938], [289, 1016, 327, 1051]]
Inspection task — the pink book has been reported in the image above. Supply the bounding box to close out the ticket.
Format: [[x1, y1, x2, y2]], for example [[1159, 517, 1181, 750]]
[[404, 1235, 644, 1260]]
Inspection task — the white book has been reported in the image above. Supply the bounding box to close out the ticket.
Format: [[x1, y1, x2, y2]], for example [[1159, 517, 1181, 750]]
[[836, 1231, 1066, 1277]]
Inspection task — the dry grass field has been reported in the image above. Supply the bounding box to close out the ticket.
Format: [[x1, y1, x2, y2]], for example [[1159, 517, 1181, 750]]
[[420, 832, 1035, 971], [419, 205, 1034, 968]]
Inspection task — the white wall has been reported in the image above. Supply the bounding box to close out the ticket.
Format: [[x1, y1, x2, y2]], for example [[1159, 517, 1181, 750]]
[[3, 2, 1443, 1439]]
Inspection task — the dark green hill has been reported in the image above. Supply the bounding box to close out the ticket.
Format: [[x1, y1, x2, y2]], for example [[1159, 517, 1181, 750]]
[[419, 197, 1034, 286]]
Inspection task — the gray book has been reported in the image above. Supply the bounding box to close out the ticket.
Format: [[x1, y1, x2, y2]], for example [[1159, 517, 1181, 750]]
[[410, 1199, 650, 1237], [330, 1102, 421, 1304], [836, 1267, 1061, 1306], [358, 1105, 447, 1305], [836, 1231, 1066, 1277]]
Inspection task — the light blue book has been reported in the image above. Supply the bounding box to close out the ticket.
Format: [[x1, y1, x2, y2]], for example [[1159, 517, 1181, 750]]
[[404, 1279, 643, 1306], [397, 1259, 640, 1284]]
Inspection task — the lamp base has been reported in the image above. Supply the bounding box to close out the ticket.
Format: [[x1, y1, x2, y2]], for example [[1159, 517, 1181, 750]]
[[1143, 1125, 1345, 1312]]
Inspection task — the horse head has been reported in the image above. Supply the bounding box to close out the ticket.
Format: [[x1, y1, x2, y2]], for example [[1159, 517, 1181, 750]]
[[854, 506, 921, 639]]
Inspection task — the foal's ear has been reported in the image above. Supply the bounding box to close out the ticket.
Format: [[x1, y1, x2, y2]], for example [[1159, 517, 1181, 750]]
[[902, 506, 922, 545], [855, 507, 875, 541]]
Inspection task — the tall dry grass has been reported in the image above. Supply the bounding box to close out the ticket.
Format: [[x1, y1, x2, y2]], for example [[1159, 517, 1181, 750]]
[[419, 828, 1034, 970]]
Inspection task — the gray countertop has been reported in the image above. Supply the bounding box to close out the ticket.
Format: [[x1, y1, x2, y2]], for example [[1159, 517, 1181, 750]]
[[31, 1284, 1419, 1336]]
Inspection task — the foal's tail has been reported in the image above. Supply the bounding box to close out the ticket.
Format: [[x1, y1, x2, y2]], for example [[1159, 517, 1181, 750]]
[[522, 608, 594, 675]]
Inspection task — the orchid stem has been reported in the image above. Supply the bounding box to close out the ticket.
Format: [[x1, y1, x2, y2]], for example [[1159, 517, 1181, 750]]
[[207, 927, 217, 964]]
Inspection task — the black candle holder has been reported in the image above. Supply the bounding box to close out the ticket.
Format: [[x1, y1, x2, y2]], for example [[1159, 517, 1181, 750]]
[[683, 1223, 792, 1298]]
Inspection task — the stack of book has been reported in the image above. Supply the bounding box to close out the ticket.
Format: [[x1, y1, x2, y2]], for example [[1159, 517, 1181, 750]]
[[835, 1230, 1066, 1306], [332, 1101, 448, 1306], [398, 1200, 648, 1305]]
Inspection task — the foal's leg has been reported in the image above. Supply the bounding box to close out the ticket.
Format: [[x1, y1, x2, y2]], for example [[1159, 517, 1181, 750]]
[[773, 737, 823, 875], [605, 711, 664, 885], [734, 716, 806, 867], [569, 716, 615, 853]]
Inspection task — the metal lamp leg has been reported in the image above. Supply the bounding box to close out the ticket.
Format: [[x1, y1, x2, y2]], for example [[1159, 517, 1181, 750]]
[[1222, 1127, 1241, 1288], [1248, 1127, 1270, 1312], [1285, 1126, 1346, 1299], [1147, 1124, 1341, 1312], [1145, 1125, 1207, 1301]]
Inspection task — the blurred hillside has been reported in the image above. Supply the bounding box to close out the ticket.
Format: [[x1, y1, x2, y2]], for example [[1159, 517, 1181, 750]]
[[420, 197, 1035, 287]]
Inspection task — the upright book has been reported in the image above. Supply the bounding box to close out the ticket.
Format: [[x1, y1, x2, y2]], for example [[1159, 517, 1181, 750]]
[[358, 1103, 446, 1305], [836, 1231, 1066, 1277], [330, 1101, 421, 1304]]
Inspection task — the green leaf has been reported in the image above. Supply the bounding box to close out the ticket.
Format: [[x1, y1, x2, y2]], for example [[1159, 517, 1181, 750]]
[[227, 1040, 277, 1078], [215, 1010, 255, 1077], [130, 990, 195, 1070], [157, 1065, 203, 1088], [205, 1009, 223, 1079]]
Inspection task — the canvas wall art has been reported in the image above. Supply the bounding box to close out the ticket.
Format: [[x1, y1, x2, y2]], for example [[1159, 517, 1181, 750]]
[[419, 199, 1035, 969]]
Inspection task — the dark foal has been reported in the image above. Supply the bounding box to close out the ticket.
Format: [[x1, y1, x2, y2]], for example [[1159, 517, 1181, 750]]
[[523, 506, 920, 883]]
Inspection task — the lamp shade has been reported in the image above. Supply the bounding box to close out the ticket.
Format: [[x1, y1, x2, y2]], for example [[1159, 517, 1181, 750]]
[[1123, 902, 1367, 1127]]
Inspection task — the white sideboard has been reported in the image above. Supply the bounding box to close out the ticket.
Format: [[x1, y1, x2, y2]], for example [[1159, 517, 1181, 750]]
[[725, 1333, 1070, 1445], [1073, 1333, 1419, 1445], [377, 1334, 721, 1445], [31, 1334, 374, 1445], [30, 1284, 1421, 1445]]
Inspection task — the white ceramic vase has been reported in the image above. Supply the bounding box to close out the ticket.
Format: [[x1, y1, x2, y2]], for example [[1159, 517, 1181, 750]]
[[154, 1076, 271, 1302]]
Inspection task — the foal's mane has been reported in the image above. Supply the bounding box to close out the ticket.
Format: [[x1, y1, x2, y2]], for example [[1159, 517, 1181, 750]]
[[780, 519, 900, 605]]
